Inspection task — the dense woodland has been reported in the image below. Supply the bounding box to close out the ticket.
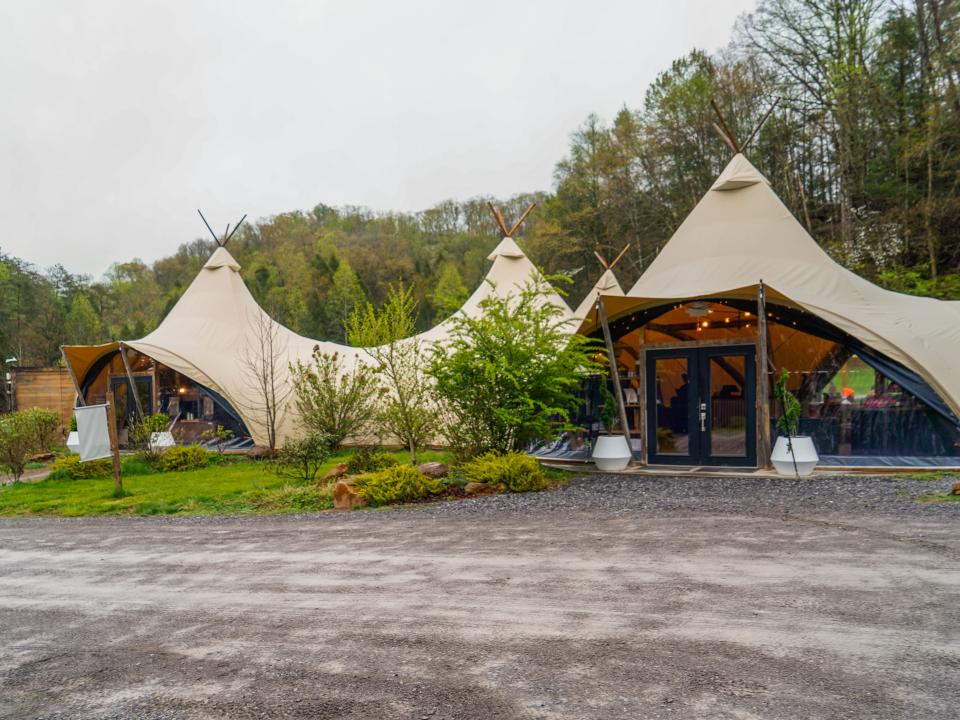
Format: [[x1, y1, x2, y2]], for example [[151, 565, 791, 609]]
[[2, 0, 958, 367]]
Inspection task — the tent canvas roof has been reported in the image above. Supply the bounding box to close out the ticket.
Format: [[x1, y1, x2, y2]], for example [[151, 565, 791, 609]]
[[63, 235, 576, 446]]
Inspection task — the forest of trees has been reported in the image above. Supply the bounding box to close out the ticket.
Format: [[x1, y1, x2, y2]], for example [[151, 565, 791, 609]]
[[1, 0, 957, 367]]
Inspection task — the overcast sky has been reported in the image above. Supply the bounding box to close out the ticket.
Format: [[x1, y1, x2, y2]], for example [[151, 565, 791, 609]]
[[0, 0, 755, 276]]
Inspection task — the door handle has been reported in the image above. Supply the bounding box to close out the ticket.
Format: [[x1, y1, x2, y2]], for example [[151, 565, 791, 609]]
[[699, 402, 707, 432]]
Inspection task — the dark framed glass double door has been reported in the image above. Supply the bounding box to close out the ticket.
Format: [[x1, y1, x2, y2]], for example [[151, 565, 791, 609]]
[[646, 345, 757, 467]]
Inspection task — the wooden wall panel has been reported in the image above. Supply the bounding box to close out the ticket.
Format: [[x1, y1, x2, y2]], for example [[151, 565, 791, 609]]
[[12, 367, 76, 429]]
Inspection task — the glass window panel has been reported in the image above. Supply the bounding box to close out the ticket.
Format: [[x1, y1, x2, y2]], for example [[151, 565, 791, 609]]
[[709, 356, 747, 456], [654, 357, 689, 455]]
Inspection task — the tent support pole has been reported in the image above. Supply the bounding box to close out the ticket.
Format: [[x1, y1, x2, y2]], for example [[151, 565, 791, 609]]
[[105, 390, 123, 492], [118, 344, 145, 420], [597, 295, 633, 452], [756, 281, 773, 469], [60, 347, 85, 407]]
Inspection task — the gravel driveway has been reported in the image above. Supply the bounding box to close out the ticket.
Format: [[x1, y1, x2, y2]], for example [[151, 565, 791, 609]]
[[1, 473, 958, 719]]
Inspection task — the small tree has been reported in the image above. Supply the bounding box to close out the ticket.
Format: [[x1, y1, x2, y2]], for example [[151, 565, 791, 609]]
[[276, 432, 331, 483], [238, 310, 293, 452], [128, 412, 170, 463], [348, 285, 437, 464], [0, 411, 40, 482], [428, 277, 599, 456], [290, 348, 381, 449], [200, 424, 235, 455]]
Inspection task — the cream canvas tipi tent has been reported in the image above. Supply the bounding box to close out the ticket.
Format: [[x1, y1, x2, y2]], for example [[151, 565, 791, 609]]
[[63, 213, 576, 447], [590, 152, 960, 421]]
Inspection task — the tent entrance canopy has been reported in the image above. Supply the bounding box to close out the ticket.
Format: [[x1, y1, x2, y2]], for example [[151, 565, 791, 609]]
[[62, 344, 250, 446], [588, 296, 960, 465]]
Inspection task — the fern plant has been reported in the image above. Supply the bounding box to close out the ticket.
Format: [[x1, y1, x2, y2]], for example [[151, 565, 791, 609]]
[[773, 369, 802, 437]]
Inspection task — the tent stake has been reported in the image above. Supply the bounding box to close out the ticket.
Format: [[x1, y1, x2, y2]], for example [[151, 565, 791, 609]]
[[597, 295, 633, 454], [756, 281, 773, 469]]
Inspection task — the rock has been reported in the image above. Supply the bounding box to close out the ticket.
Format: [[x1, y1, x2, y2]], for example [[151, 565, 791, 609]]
[[464, 482, 501, 495], [320, 463, 349, 485], [247, 445, 276, 460], [950, 480, 960, 496], [417, 462, 449, 478], [333, 481, 366, 510]]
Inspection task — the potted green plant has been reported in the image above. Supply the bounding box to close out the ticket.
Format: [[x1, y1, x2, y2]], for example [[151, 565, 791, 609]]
[[771, 369, 818, 476], [591, 379, 631, 472]]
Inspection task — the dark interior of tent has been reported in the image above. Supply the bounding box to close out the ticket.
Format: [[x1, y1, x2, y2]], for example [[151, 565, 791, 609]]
[[539, 299, 960, 468], [78, 348, 251, 448]]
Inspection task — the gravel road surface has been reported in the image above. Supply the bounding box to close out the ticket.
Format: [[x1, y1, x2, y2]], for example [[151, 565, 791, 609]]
[[1, 473, 958, 719]]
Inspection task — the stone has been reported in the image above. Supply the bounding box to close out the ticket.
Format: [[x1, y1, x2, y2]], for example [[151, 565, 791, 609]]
[[464, 482, 500, 495], [320, 463, 349, 485], [417, 462, 449, 478], [950, 481, 960, 496], [333, 481, 366, 510], [247, 445, 276, 460]]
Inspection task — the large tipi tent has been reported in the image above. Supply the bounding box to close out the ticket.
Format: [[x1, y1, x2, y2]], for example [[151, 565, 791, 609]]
[[588, 152, 960, 422], [63, 234, 575, 446]]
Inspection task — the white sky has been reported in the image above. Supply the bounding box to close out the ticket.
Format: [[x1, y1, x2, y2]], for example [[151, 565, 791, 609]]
[[0, 0, 755, 276]]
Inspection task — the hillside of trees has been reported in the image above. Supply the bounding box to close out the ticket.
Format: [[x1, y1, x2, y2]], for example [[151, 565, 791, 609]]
[[2, 0, 957, 367]]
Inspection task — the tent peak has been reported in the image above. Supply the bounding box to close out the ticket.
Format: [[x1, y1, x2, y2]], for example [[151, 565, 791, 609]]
[[487, 236, 526, 260], [711, 153, 770, 192], [203, 246, 241, 271]]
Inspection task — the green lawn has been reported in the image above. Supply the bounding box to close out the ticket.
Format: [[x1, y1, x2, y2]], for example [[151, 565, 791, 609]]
[[0, 449, 453, 517]]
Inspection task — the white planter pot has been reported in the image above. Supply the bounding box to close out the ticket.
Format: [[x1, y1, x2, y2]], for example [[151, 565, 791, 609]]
[[771, 435, 819, 477], [149, 431, 176, 450], [592, 434, 632, 472], [66, 431, 80, 455]]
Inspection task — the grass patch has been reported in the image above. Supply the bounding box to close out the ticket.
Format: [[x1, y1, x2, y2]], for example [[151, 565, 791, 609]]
[[916, 493, 960, 503], [0, 449, 453, 517], [893, 471, 958, 482]]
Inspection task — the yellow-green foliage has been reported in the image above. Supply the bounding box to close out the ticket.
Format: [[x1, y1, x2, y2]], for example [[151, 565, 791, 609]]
[[50, 455, 111, 480], [351, 464, 443, 506], [462, 452, 548, 493], [346, 447, 399, 475], [157, 445, 211, 472]]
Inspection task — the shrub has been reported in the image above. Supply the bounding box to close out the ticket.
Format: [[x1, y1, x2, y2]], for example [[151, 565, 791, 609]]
[[200, 424, 235, 454], [128, 413, 170, 463], [428, 277, 601, 455], [157, 445, 211, 472], [0, 411, 43, 481], [276, 432, 331, 483], [462, 452, 548, 493], [23, 408, 60, 452], [346, 446, 399, 475], [49, 454, 112, 480], [290, 349, 382, 449], [351, 464, 443, 506]]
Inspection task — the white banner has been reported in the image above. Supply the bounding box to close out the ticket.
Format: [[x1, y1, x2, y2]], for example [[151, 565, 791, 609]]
[[75, 404, 112, 462]]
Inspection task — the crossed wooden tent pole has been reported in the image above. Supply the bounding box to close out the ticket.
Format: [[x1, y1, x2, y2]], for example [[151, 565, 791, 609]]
[[486, 201, 536, 238], [710, 97, 779, 154], [593, 244, 630, 272], [198, 209, 247, 247]]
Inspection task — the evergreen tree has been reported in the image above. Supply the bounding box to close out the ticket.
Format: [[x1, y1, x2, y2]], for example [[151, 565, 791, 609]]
[[432, 264, 469, 321]]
